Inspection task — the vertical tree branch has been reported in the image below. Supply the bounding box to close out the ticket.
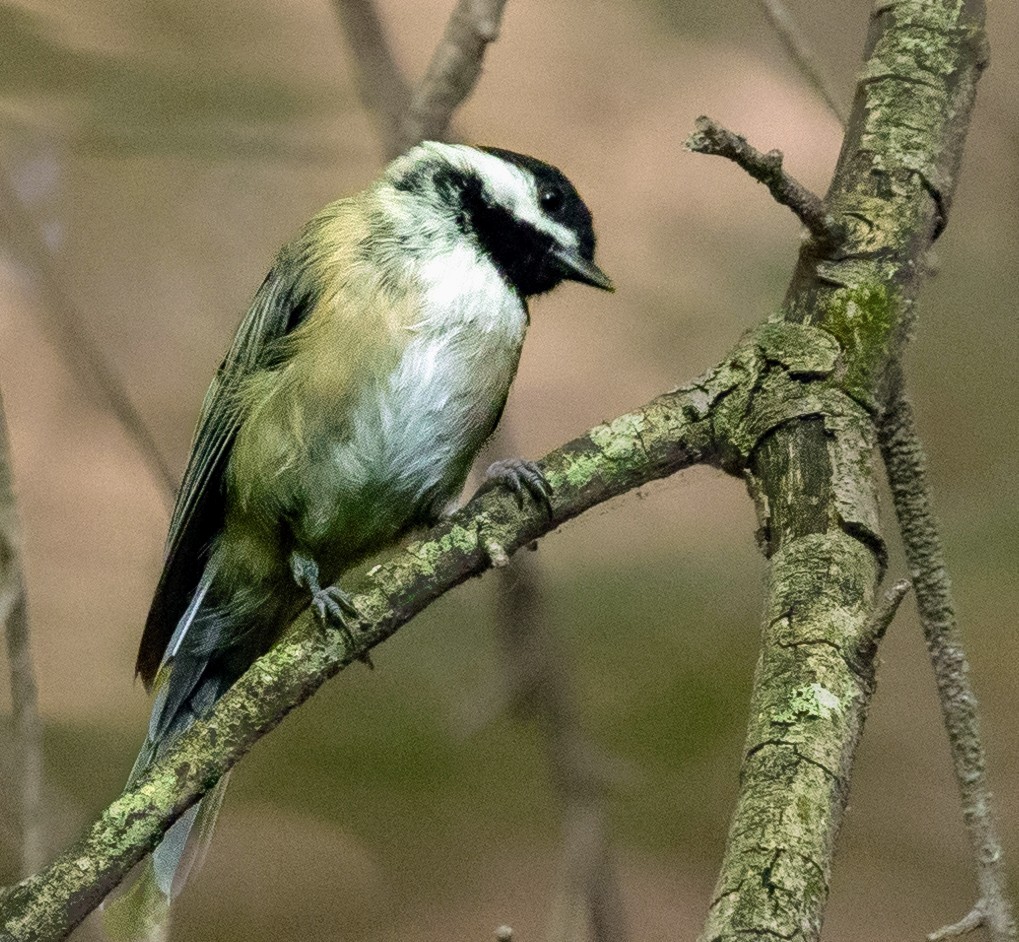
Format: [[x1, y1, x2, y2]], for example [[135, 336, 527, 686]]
[[879, 381, 1016, 942], [696, 0, 992, 937], [0, 385, 42, 876]]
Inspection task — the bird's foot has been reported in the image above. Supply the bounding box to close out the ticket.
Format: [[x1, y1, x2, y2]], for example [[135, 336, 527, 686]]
[[480, 458, 554, 516], [290, 552, 373, 669]]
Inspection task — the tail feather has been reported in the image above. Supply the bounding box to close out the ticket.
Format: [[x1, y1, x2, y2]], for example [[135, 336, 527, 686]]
[[103, 859, 170, 942], [155, 772, 231, 899], [105, 593, 237, 940]]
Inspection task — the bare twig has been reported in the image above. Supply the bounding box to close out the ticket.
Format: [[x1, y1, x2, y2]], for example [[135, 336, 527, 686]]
[[0, 164, 177, 503], [879, 382, 1017, 942], [398, 0, 509, 153], [0, 386, 42, 876], [856, 578, 911, 660], [330, 0, 412, 160], [684, 116, 840, 246], [752, 0, 849, 126], [929, 903, 986, 942]]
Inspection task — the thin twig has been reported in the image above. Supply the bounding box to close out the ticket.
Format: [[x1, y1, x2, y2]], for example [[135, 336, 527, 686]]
[[0, 386, 42, 876], [684, 116, 840, 246], [879, 381, 1017, 942], [491, 553, 626, 942], [330, 0, 413, 161], [752, 0, 849, 126], [0, 163, 177, 503], [855, 578, 911, 662], [398, 0, 509, 153]]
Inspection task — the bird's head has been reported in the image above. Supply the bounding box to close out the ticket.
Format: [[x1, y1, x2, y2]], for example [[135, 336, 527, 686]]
[[385, 142, 613, 298]]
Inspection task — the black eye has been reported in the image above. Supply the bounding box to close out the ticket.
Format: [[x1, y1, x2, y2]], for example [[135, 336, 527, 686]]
[[540, 186, 564, 213]]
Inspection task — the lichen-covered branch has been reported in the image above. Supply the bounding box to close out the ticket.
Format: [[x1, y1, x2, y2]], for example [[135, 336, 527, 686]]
[[0, 386, 42, 877], [880, 382, 1015, 942], [0, 297, 928, 941], [696, 0, 992, 939], [397, 0, 508, 153], [0, 368, 721, 942]]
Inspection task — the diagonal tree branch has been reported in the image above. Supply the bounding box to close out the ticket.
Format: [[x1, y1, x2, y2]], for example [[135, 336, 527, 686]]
[[0, 369, 721, 941], [397, 0, 508, 153], [685, 116, 840, 246], [752, 0, 849, 126], [335, 0, 509, 161], [0, 3, 1003, 941], [880, 380, 1016, 942]]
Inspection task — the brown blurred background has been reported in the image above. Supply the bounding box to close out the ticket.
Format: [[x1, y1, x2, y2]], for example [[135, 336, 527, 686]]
[[0, 0, 1016, 939]]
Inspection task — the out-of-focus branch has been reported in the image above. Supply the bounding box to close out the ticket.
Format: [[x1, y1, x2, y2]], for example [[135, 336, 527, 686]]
[[330, 0, 412, 160], [0, 164, 177, 503], [0, 386, 42, 877], [752, 0, 848, 126], [685, 117, 839, 246], [490, 554, 626, 942], [335, 0, 509, 159], [398, 0, 508, 153], [879, 381, 1016, 942]]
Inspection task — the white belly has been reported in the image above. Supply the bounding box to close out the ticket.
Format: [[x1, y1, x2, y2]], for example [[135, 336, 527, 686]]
[[338, 245, 528, 513]]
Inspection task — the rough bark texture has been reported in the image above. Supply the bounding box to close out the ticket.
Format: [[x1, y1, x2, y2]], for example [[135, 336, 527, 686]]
[[0, 0, 996, 939], [700, 1, 989, 938]]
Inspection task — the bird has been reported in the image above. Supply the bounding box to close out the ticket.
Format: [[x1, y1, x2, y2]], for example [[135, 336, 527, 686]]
[[105, 141, 612, 937]]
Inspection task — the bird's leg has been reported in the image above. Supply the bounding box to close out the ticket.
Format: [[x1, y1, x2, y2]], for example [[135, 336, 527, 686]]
[[289, 551, 372, 668], [479, 458, 554, 517]]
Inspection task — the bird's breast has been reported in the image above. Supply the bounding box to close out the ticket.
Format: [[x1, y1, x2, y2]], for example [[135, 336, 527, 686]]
[[292, 248, 528, 560], [346, 258, 527, 509]]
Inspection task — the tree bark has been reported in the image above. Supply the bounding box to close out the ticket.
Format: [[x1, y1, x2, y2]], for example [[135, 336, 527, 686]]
[[0, 0, 997, 939]]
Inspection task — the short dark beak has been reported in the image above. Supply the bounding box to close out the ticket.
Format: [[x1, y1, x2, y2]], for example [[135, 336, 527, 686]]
[[552, 246, 615, 292]]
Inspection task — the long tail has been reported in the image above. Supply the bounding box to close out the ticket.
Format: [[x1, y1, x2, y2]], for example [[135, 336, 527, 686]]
[[104, 573, 237, 941]]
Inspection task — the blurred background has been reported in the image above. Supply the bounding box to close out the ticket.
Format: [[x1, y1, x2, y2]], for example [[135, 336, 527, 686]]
[[0, 0, 1016, 938]]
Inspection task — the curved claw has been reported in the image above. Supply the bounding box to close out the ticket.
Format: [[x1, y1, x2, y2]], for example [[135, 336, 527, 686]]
[[483, 458, 554, 517], [311, 587, 373, 669], [291, 550, 372, 668]]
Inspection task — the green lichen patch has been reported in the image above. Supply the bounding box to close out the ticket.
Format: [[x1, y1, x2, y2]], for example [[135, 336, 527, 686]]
[[860, 0, 966, 180], [817, 283, 898, 408]]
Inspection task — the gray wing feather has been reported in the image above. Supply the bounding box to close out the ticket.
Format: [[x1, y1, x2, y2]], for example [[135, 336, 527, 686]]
[[136, 257, 310, 686]]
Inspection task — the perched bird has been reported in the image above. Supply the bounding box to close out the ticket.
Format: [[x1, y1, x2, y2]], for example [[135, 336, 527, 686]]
[[106, 141, 611, 936]]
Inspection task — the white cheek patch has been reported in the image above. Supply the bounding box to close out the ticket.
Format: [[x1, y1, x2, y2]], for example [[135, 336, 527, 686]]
[[439, 144, 580, 252]]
